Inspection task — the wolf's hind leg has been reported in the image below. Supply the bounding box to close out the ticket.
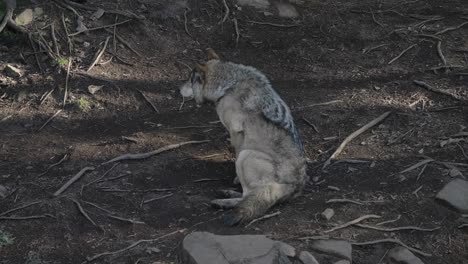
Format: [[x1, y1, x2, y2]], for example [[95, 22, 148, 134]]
[[211, 198, 242, 209]]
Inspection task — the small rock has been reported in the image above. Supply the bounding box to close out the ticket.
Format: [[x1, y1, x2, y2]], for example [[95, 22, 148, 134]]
[[4, 65, 23, 78], [436, 179, 468, 213], [15, 9, 34, 26], [0, 185, 8, 198], [298, 251, 319, 264], [33, 7, 44, 17], [310, 240, 352, 261], [146, 247, 161, 254], [448, 167, 463, 178], [387, 246, 424, 264], [90, 8, 105, 20], [321, 208, 335, 221], [276, 2, 299, 18], [88, 85, 104, 95], [237, 0, 270, 9]]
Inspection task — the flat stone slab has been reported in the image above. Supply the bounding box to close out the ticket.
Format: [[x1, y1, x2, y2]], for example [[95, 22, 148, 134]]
[[310, 240, 352, 261], [387, 246, 424, 264], [181, 232, 296, 264], [436, 179, 468, 213]]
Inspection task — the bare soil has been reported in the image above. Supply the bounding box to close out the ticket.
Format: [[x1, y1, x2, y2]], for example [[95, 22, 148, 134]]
[[0, 0, 467, 263]]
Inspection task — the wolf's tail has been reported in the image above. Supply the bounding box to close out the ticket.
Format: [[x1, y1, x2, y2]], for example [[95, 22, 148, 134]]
[[223, 184, 296, 226]]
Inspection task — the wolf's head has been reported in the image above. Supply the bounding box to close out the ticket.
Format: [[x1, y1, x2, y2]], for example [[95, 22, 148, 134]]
[[179, 48, 221, 104]]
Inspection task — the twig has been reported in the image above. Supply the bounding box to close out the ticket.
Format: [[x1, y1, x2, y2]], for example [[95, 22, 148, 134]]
[[142, 193, 174, 204], [415, 34, 442, 41], [38, 110, 62, 132], [87, 36, 111, 72], [355, 224, 439, 232], [0, 0, 14, 33], [292, 100, 343, 112], [324, 215, 381, 233], [81, 164, 118, 194], [51, 24, 60, 56], [233, 18, 240, 45], [63, 57, 72, 106], [39, 89, 54, 105], [102, 140, 210, 165], [0, 214, 53, 220], [458, 224, 468, 228], [435, 21, 468, 35], [436, 41, 447, 65], [193, 178, 219, 182], [396, 158, 433, 175], [53, 167, 95, 196], [296, 235, 330, 241], [166, 125, 216, 129], [352, 238, 431, 257], [220, 0, 230, 23], [103, 29, 142, 57], [362, 44, 389, 54], [457, 143, 468, 160], [376, 215, 401, 226], [107, 214, 145, 224], [416, 164, 428, 181], [38, 153, 70, 177], [137, 89, 159, 113], [69, 19, 132, 36], [86, 229, 186, 262], [369, 8, 384, 27], [82, 201, 113, 214], [0, 201, 42, 217], [183, 8, 193, 38], [413, 80, 464, 101], [70, 198, 101, 230], [61, 13, 72, 55], [302, 118, 319, 133], [326, 198, 363, 205], [28, 33, 43, 73], [246, 20, 299, 28], [245, 211, 281, 227], [323, 112, 392, 170], [60, 0, 144, 20], [388, 44, 417, 64], [412, 185, 423, 197]]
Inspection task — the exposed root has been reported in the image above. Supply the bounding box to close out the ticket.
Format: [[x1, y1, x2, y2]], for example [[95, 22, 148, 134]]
[[245, 211, 281, 227], [137, 89, 159, 113], [70, 198, 101, 230], [355, 224, 440, 232], [326, 198, 363, 205], [375, 215, 401, 226], [87, 37, 111, 72], [0, 201, 43, 217], [37, 110, 62, 132], [54, 167, 95, 196], [352, 238, 432, 257], [414, 80, 465, 102], [388, 44, 417, 64], [324, 215, 381, 233]]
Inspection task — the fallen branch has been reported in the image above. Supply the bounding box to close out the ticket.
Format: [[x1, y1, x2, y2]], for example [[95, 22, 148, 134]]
[[107, 214, 145, 225], [324, 215, 381, 233], [396, 158, 433, 175], [102, 140, 210, 165], [54, 167, 95, 196], [413, 80, 464, 101], [69, 19, 132, 36], [103, 28, 142, 57], [183, 8, 193, 38], [325, 198, 363, 205], [292, 100, 343, 112], [0, 201, 43, 217], [137, 89, 159, 113], [388, 44, 417, 64], [436, 41, 447, 65], [355, 224, 440, 232], [86, 229, 186, 262], [87, 36, 111, 72], [38, 153, 70, 177], [220, 0, 230, 23], [0, 214, 53, 220], [302, 118, 319, 133], [376, 215, 401, 226], [245, 211, 281, 227], [142, 193, 174, 205], [352, 238, 432, 257], [435, 21, 468, 35], [37, 110, 62, 132], [233, 18, 240, 45], [323, 112, 392, 170], [70, 198, 101, 230], [416, 164, 428, 181]]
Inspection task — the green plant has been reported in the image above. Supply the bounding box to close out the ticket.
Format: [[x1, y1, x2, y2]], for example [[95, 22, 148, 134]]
[[0, 230, 14, 247], [56, 57, 69, 66], [76, 97, 91, 112]]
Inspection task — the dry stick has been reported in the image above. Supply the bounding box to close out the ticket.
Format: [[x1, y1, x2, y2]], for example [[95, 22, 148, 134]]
[[28, 33, 43, 73], [416, 34, 442, 41], [436, 41, 447, 65], [233, 18, 240, 45], [292, 100, 343, 112], [86, 229, 186, 262], [0, 214, 52, 220], [70, 198, 101, 230], [246, 211, 281, 227], [63, 57, 72, 106], [0, 0, 14, 33], [435, 21, 468, 35], [352, 238, 431, 257], [193, 178, 219, 182], [355, 224, 440, 232], [388, 44, 417, 64], [137, 89, 159, 113], [457, 143, 468, 160], [82, 200, 113, 214], [376, 215, 401, 226], [37, 109, 62, 132], [50, 24, 60, 56], [246, 20, 299, 28], [87, 36, 110, 72], [107, 215, 145, 224], [413, 80, 464, 101], [323, 111, 392, 170], [459, 224, 468, 228], [53, 167, 95, 196], [412, 185, 423, 197], [220, 0, 230, 23], [302, 118, 319, 133], [61, 0, 143, 20], [166, 125, 216, 130], [40, 89, 54, 105], [142, 193, 174, 204], [0, 201, 42, 217], [183, 8, 192, 38], [61, 13, 72, 55], [102, 140, 210, 165], [397, 159, 433, 175], [81, 163, 118, 194], [326, 198, 364, 205], [38, 153, 70, 177], [69, 19, 132, 36], [416, 164, 428, 181], [324, 215, 381, 233], [103, 28, 142, 57]]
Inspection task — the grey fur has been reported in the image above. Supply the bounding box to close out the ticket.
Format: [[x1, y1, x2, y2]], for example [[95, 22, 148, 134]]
[[179, 56, 307, 225]]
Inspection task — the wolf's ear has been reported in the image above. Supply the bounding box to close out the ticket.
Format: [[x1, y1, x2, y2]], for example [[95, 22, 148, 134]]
[[207, 48, 220, 60]]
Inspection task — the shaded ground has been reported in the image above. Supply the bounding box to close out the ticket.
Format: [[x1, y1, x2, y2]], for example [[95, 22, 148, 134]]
[[0, 0, 467, 263]]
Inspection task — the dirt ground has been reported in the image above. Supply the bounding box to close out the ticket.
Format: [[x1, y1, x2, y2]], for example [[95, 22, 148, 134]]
[[0, 0, 467, 263]]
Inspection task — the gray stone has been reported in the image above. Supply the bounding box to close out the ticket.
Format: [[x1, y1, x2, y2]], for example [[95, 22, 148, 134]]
[[181, 232, 296, 264], [333, 261, 350, 264], [88, 85, 103, 95], [321, 208, 335, 221], [4, 65, 23, 78], [237, 0, 270, 9], [276, 2, 299, 18], [15, 9, 34, 26], [298, 251, 319, 264], [0, 185, 8, 198], [436, 179, 468, 213], [310, 240, 352, 261], [387, 246, 424, 264]]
